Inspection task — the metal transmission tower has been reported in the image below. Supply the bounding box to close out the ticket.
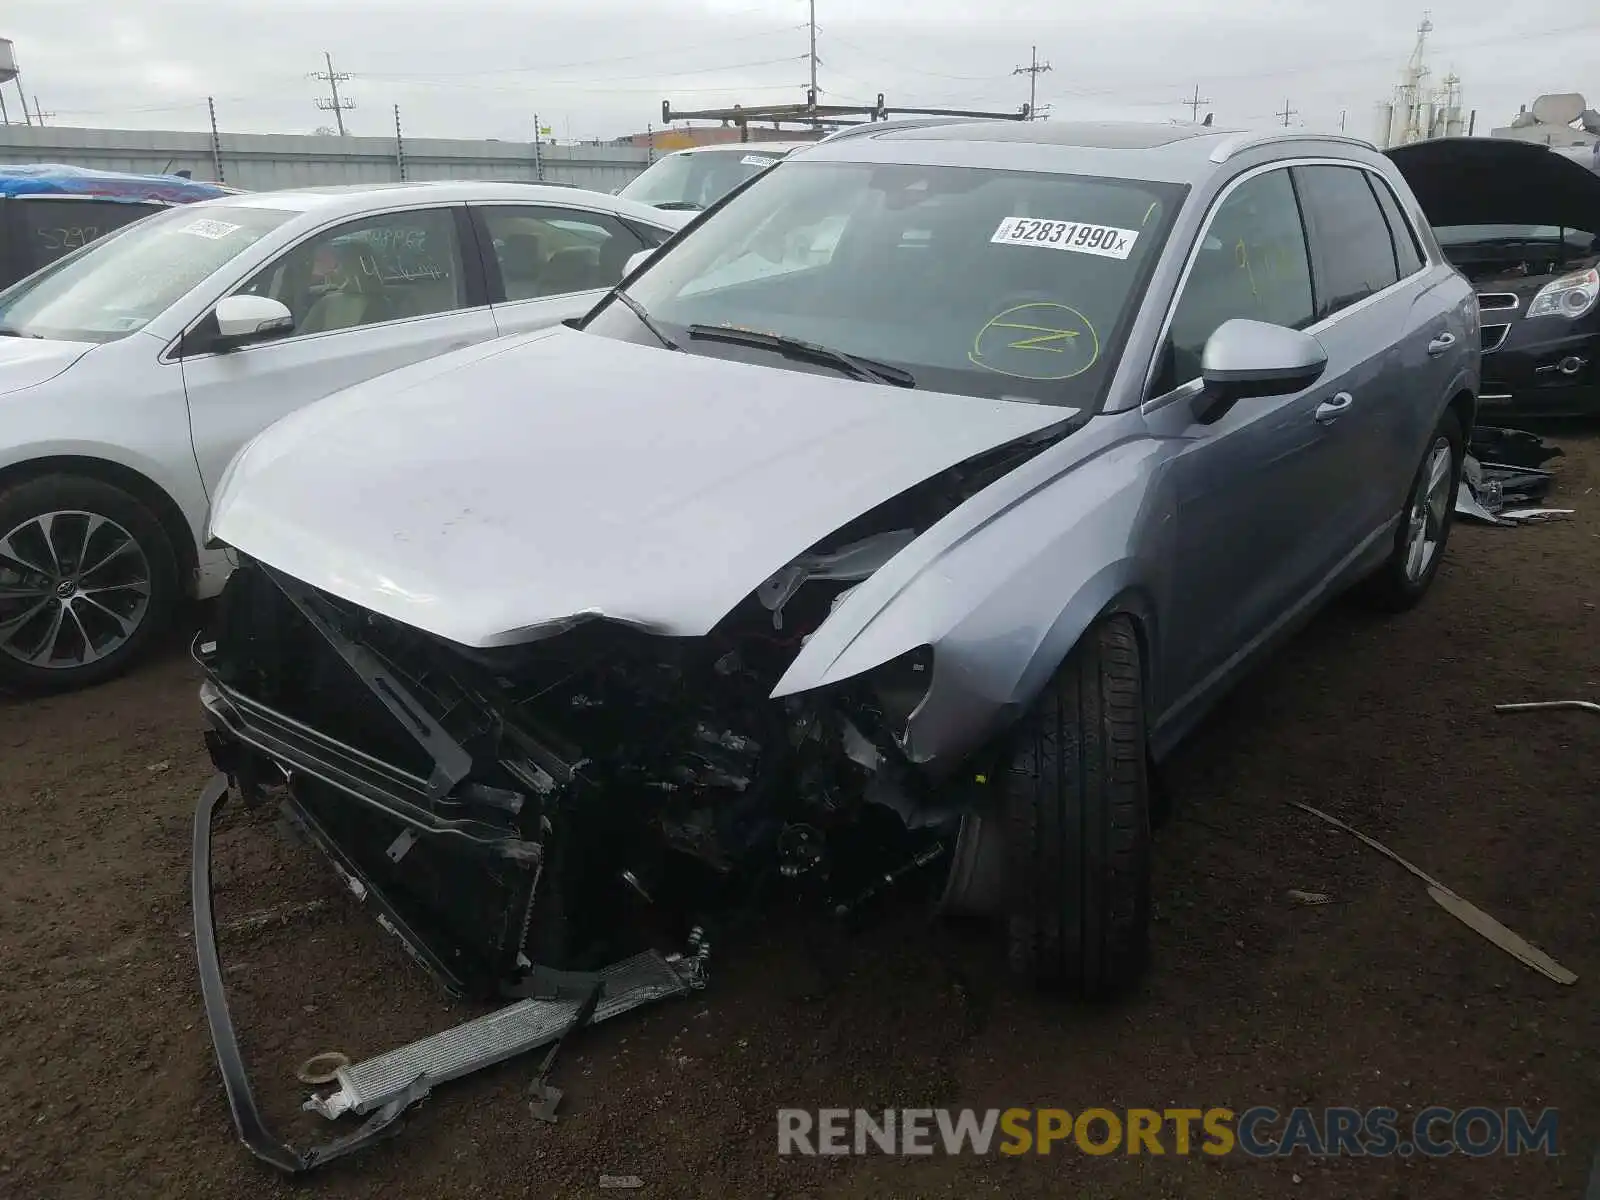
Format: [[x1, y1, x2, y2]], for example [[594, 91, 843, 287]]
[[1185, 84, 1212, 123], [1013, 46, 1052, 120], [1276, 98, 1298, 126], [312, 51, 355, 135]]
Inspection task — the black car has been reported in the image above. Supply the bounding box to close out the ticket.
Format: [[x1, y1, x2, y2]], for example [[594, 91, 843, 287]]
[[0, 164, 234, 289], [1389, 137, 1600, 420]]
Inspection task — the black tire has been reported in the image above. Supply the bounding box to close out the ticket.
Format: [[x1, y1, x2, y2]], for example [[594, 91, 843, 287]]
[[1003, 615, 1151, 999], [1357, 408, 1464, 613], [0, 474, 179, 694]]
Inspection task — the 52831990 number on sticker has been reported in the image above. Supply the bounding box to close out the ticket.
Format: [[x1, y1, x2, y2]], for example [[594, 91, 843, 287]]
[[989, 216, 1139, 260]]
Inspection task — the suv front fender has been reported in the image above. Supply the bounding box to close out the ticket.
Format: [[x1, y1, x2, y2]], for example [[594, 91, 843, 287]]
[[772, 426, 1172, 770]]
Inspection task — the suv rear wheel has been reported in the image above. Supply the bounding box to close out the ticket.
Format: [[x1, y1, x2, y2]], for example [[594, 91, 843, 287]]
[[1002, 615, 1152, 998], [1358, 408, 1464, 611]]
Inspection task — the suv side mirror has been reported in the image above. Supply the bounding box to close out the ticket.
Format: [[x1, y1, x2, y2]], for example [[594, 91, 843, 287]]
[[1195, 318, 1327, 422], [213, 294, 294, 350]]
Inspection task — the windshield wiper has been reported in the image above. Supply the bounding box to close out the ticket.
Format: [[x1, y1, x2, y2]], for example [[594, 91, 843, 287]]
[[686, 325, 915, 388], [0, 326, 41, 338], [612, 290, 680, 351]]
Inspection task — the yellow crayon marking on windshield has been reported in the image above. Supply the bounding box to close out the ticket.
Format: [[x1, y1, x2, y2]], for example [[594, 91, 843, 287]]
[[969, 302, 1100, 382], [986, 322, 1080, 353], [1142, 201, 1159, 226]]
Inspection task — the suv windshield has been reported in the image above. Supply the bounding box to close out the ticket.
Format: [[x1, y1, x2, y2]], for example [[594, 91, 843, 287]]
[[0, 204, 293, 343], [618, 148, 788, 211], [590, 159, 1183, 406]]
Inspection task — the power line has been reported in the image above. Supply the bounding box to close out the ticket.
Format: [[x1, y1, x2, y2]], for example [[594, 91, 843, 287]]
[[311, 51, 355, 135], [358, 25, 808, 81], [373, 56, 807, 94], [1012, 46, 1052, 120]]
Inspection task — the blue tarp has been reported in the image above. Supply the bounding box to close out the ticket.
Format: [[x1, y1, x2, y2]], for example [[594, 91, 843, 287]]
[[0, 163, 230, 204]]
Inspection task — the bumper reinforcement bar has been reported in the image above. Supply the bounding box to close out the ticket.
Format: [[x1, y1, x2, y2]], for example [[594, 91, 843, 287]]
[[193, 773, 704, 1175]]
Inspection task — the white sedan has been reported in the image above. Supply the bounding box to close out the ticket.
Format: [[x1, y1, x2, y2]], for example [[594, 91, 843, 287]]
[[0, 180, 689, 692]]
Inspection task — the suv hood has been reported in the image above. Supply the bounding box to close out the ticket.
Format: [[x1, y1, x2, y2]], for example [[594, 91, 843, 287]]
[[0, 336, 96, 396], [1386, 137, 1600, 232], [209, 326, 1069, 648]]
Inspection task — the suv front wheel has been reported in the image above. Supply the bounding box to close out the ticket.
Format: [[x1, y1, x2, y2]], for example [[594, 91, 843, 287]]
[[1002, 615, 1152, 999]]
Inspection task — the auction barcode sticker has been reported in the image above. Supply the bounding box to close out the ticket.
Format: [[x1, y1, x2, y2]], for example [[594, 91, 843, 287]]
[[741, 154, 778, 167], [990, 217, 1138, 260], [179, 218, 242, 240]]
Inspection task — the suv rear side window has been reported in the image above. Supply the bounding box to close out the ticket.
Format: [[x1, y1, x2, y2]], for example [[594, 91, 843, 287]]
[[1293, 165, 1399, 317], [1161, 166, 1314, 390], [1366, 173, 1425, 277]]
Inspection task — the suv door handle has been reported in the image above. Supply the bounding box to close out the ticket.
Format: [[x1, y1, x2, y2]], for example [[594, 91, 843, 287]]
[[1427, 331, 1457, 356], [1314, 392, 1354, 424]]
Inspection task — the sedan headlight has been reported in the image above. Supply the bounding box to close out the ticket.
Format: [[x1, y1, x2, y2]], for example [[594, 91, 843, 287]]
[[1527, 267, 1599, 320]]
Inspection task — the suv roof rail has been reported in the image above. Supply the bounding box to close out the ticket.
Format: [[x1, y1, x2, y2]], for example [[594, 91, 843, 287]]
[[816, 115, 1004, 145], [1208, 129, 1377, 163]]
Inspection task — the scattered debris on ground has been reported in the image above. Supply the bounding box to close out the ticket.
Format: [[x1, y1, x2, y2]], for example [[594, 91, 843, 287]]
[[1289, 801, 1577, 986], [1457, 426, 1574, 526]]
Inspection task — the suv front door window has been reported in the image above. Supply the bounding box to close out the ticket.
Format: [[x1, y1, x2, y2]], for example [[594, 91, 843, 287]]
[[1160, 166, 1315, 391]]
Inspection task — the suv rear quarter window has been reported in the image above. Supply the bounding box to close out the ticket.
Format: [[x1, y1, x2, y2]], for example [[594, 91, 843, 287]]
[[1366, 173, 1426, 277]]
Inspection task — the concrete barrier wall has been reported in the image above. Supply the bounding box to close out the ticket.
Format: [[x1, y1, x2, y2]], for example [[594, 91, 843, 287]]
[[0, 124, 654, 193]]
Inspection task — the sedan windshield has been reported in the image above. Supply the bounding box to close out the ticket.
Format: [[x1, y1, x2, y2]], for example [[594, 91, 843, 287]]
[[618, 148, 787, 210], [589, 159, 1183, 406], [0, 204, 293, 343]]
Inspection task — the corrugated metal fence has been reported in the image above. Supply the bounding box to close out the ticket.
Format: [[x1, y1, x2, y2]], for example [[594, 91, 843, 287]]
[[0, 124, 653, 193]]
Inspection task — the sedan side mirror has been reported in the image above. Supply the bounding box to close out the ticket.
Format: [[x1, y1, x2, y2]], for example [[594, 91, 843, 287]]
[[213, 294, 294, 351], [1195, 318, 1327, 422], [624, 248, 657, 277]]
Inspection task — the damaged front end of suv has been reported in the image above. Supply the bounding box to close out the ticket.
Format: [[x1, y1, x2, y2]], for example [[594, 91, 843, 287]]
[[190, 325, 1095, 1172], [198, 509, 1011, 1005]]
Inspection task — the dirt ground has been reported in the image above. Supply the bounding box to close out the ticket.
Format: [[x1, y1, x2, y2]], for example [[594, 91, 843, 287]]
[[2, 438, 1598, 1200]]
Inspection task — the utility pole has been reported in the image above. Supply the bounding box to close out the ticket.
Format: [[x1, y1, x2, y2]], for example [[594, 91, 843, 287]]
[[207, 96, 225, 183], [808, 0, 818, 110], [1276, 98, 1298, 127], [31, 97, 52, 126], [1339, 108, 1347, 132], [1012, 45, 1052, 120], [1184, 84, 1212, 123], [312, 51, 355, 136], [13, 66, 31, 125]]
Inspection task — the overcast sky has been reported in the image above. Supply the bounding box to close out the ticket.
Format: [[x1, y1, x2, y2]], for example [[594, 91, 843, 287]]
[[7, 1, 1599, 143]]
